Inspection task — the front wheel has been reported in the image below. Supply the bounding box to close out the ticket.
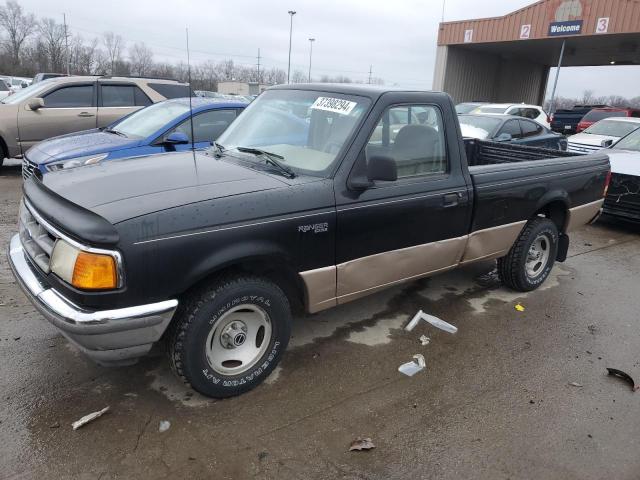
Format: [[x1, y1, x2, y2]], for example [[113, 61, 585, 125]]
[[498, 217, 559, 292], [167, 275, 292, 398]]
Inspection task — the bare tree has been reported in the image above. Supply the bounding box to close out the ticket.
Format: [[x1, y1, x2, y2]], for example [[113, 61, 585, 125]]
[[0, 0, 36, 67], [128, 42, 153, 76], [38, 18, 66, 72], [103, 31, 123, 74], [291, 69, 306, 83]]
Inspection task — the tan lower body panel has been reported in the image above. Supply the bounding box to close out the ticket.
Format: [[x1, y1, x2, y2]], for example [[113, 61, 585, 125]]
[[566, 199, 604, 232], [299, 266, 337, 313], [460, 220, 526, 264]]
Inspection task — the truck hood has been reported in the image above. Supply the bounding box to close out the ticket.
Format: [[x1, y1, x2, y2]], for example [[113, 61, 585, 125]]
[[567, 132, 618, 146], [607, 149, 640, 176], [40, 151, 289, 224], [26, 130, 139, 164]]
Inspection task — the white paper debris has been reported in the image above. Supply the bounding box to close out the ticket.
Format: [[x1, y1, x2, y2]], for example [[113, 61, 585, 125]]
[[398, 354, 426, 377], [419, 335, 430, 346], [405, 310, 457, 334], [71, 406, 110, 430], [159, 420, 171, 433]]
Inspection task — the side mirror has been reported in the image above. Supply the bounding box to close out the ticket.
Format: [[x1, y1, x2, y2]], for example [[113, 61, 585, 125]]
[[601, 139, 614, 148], [28, 98, 44, 111], [495, 133, 512, 142], [21, 82, 28, 88], [163, 131, 190, 145], [367, 154, 397, 182]]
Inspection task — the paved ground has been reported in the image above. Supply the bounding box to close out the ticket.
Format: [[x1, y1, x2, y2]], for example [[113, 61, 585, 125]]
[[1, 160, 639, 479]]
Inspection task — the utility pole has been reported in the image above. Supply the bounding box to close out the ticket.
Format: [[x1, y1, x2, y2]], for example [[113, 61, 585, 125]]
[[63, 13, 70, 75], [256, 48, 261, 84], [441, 0, 446, 22], [308, 38, 315, 82], [368, 65, 372, 84], [287, 10, 296, 83], [548, 40, 566, 115]]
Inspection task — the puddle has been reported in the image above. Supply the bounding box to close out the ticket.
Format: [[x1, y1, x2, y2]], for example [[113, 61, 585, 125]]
[[346, 314, 406, 346], [146, 367, 213, 407]]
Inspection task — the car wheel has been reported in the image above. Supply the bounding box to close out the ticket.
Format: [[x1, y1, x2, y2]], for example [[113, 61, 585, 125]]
[[167, 275, 292, 398], [498, 217, 558, 292]]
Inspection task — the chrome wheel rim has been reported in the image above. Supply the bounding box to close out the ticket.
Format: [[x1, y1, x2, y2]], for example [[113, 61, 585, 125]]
[[525, 234, 551, 278], [205, 304, 272, 376]]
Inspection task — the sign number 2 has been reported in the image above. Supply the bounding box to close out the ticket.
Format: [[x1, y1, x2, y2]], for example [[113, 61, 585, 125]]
[[520, 24, 531, 39], [596, 17, 609, 34]]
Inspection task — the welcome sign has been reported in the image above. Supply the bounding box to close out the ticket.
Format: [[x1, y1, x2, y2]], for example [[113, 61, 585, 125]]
[[548, 20, 583, 36]]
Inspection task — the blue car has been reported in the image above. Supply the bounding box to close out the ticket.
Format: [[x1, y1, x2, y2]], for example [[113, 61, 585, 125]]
[[23, 97, 247, 177]]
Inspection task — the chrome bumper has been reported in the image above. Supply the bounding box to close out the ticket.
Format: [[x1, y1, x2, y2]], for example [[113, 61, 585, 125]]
[[8, 234, 178, 366]]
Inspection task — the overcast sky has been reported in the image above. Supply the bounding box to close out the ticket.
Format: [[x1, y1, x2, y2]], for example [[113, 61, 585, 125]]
[[15, 0, 640, 99]]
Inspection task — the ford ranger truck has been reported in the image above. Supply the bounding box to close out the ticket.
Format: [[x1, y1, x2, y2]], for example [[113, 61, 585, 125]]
[[8, 85, 611, 398]]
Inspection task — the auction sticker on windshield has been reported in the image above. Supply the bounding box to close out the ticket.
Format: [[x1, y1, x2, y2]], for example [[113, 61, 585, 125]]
[[311, 97, 357, 115]]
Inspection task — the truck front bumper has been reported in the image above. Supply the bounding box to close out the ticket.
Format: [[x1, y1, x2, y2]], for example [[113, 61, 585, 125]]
[[8, 234, 178, 366]]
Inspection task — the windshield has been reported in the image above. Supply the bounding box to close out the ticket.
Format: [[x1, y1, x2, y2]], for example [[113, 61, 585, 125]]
[[582, 109, 626, 122], [473, 106, 508, 114], [613, 128, 640, 152], [583, 120, 640, 138], [216, 89, 371, 177], [456, 103, 481, 114], [0, 80, 51, 104], [458, 115, 502, 139], [112, 101, 190, 138]]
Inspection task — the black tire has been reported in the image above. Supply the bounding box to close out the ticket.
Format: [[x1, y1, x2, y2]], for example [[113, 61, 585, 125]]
[[498, 217, 559, 292], [167, 275, 291, 398]]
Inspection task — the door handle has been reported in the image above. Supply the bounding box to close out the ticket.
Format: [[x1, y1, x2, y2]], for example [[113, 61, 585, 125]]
[[78, 112, 95, 117], [442, 192, 463, 207]]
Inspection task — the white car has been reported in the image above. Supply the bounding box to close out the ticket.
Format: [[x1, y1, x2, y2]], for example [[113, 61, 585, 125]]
[[471, 103, 550, 128], [566, 117, 640, 154], [0, 79, 11, 100], [601, 128, 640, 222]]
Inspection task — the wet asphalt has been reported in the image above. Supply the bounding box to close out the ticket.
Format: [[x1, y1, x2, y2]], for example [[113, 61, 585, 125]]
[[1, 160, 639, 479]]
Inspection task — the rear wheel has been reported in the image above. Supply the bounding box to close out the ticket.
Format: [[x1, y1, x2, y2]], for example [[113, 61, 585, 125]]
[[167, 275, 291, 398], [498, 217, 558, 292]]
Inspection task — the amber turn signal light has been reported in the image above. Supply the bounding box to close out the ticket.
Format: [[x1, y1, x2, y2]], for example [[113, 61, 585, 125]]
[[72, 252, 117, 290]]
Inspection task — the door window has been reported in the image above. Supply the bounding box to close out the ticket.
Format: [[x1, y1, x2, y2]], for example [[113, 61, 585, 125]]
[[43, 85, 93, 108], [520, 120, 543, 137], [101, 85, 152, 107], [366, 105, 447, 179], [498, 120, 522, 139], [170, 109, 238, 143]]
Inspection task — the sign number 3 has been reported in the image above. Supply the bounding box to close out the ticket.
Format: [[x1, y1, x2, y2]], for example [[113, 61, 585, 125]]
[[596, 17, 609, 34]]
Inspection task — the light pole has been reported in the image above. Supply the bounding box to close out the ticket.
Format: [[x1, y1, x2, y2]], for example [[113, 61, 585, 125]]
[[287, 10, 296, 83], [308, 38, 315, 82]]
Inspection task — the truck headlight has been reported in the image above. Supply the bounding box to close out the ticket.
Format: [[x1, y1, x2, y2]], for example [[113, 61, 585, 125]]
[[50, 239, 118, 290], [46, 153, 109, 172]]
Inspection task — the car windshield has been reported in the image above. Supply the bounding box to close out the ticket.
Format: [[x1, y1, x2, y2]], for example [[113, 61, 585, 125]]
[[458, 115, 502, 139], [111, 101, 191, 139], [456, 103, 481, 114], [0, 81, 8, 92], [613, 128, 640, 152], [0, 81, 51, 104], [473, 106, 507, 114], [216, 89, 371, 177], [583, 120, 640, 138]]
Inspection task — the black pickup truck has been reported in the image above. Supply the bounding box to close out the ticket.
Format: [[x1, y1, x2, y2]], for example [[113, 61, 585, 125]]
[[550, 104, 607, 134], [9, 85, 610, 398]]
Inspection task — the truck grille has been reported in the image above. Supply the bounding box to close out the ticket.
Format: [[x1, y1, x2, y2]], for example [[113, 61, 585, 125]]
[[603, 173, 640, 221], [22, 157, 38, 180], [18, 200, 57, 273], [566, 142, 601, 154]]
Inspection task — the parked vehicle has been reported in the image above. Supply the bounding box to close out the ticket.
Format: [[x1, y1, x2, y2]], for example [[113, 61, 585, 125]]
[[567, 117, 640, 154], [550, 104, 608, 134], [8, 85, 610, 398], [0, 75, 192, 166], [459, 114, 567, 150], [576, 107, 640, 132], [32, 73, 68, 83], [1, 76, 31, 92], [472, 103, 550, 128], [22, 97, 248, 178], [601, 128, 640, 222], [0, 79, 11, 101], [455, 102, 486, 114]]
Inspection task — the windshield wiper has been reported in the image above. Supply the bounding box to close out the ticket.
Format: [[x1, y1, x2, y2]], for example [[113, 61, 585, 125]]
[[104, 128, 127, 138], [235, 146, 296, 178]]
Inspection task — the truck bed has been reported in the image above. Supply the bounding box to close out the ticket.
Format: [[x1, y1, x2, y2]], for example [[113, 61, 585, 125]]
[[464, 138, 578, 166]]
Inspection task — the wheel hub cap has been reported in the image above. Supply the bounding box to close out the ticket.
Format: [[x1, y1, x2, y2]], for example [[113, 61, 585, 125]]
[[220, 321, 248, 348], [525, 234, 550, 279]]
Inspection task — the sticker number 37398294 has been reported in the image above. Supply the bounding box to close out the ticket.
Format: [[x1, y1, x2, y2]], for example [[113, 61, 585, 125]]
[[311, 97, 357, 115]]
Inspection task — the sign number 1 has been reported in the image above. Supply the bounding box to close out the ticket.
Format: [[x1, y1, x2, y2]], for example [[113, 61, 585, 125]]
[[596, 17, 609, 34], [464, 29, 473, 43], [520, 24, 531, 39]]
